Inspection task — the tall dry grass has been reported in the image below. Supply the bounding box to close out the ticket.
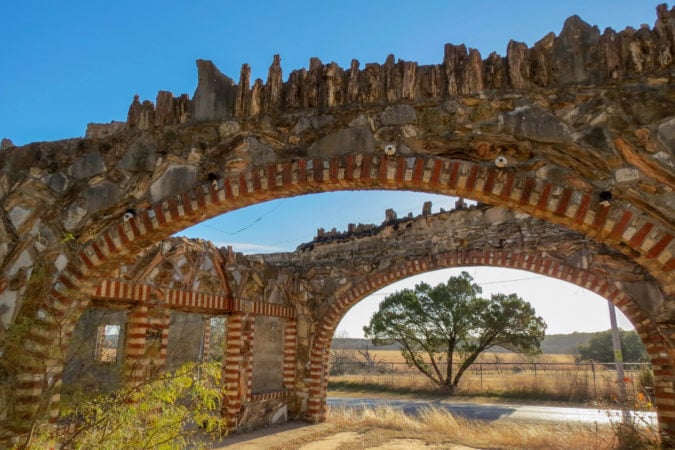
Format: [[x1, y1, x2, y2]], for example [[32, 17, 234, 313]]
[[330, 359, 651, 405], [327, 405, 658, 449]]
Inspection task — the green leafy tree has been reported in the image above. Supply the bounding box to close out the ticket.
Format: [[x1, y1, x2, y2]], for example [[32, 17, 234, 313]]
[[576, 329, 648, 363], [364, 272, 546, 393]]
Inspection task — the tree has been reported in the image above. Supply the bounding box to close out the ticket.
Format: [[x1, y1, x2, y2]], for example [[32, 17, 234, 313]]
[[576, 329, 648, 363], [363, 272, 546, 393]]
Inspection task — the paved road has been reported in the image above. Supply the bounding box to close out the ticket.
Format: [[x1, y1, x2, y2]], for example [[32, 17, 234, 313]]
[[327, 396, 657, 426]]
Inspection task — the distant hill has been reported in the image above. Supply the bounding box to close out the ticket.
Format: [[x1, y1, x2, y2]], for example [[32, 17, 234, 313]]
[[333, 332, 598, 355]]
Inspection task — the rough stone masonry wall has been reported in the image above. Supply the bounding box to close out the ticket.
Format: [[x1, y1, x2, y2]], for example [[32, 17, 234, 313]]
[[58, 203, 666, 432], [122, 4, 675, 125], [0, 4, 673, 443], [258, 203, 673, 432]]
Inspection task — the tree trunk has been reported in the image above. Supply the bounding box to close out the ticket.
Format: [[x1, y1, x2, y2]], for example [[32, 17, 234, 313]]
[[441, 380, 457, 394]]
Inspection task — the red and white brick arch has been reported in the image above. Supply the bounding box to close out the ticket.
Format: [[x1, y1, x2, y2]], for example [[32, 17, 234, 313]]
[[304, 248, 674, 441], [13, 154, 674, 439]]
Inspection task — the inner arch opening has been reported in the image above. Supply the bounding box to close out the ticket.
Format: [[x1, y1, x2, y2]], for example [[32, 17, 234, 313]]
[[174, 190, 464, 254], [336, 266, 634, 339]]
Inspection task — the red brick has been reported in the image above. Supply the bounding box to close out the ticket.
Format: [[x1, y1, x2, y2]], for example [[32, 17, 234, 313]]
[[377, 156, 388, 181], [128, 216, 141, 239], [629, 222, 654, 248], [153, 203, 167, 225], [395, 157, 406, 183], [295, 160, 307, 184], [329, 158, 339, 181], [519, 177, 535, 204], [167, 198, 179, 221], [499, 171, 515, 199], [482, 168, 496, 194], [140, 210, 154, 233], [465, 165, 479, 191], [194, 185, 206, 209], [430, 160, 443, 186], [592, 203, 610, 230], [647, 233, 673, 259], [238, 173, 249, 195], [664, 257, 675, 272], [313, 159, 324, 182], [448, 162, 460, 189], [412, 158, 425, 184], [223, 178, 234, 198], [610, 211, 632, 240], [536, 183, 552, 211], [360, 154, 372, 180], [574, 193, 591, 225], [208, 183, 220, 204], [282, 162, 292, 186], [555, 188, 572, 216], [344, 155, 355, 180], [79, 251, 94, 270]]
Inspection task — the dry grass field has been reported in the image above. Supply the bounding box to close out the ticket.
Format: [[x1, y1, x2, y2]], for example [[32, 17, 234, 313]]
[[218, 406, 659, 449], [330, 350, 653, 406], [326, 405, 659, 449], [363, 349, 574, 364]]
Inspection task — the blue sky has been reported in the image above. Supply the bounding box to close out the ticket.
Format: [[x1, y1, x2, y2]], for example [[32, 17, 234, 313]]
[[1, 0, 655, 336]]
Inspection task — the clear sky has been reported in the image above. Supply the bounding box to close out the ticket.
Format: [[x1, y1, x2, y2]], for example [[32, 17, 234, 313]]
[[2, 1, 656, 335]]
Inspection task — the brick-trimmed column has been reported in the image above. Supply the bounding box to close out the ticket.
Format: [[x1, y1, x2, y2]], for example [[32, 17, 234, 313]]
[[123, 303, 170, 384], [201, 316, 211, 362], [6, 294, 88, 433], [244, 315, 254, 403], [282, 319, 297, 391], [221, 313, 255, 430], [306, 344, 329, 422], [643, 327, 675, 447]]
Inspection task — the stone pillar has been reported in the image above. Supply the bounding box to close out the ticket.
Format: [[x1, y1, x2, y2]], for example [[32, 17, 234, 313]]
[[123, 303, 170, 384], [221, 312, 255, 430]]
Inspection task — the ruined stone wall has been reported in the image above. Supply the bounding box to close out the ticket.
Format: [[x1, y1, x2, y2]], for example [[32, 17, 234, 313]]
[[61, 308, 127, 396], [251, 316, 285, 393], [22, 202, 674, 438], [166, 311, 207, 370], [0, 4, 673, 443], [122, 5, 675, 125]]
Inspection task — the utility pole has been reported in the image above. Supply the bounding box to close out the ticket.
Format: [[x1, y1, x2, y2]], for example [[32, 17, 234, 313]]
[[608, 301, 628, 405]]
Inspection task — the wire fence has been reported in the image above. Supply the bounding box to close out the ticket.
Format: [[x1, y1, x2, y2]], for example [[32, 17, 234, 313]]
[[329, 360, 654, 404]]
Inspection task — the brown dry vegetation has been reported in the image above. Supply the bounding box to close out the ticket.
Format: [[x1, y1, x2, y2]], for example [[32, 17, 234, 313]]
[[330, 351, 653, 405], [326, 406, 658, 449]]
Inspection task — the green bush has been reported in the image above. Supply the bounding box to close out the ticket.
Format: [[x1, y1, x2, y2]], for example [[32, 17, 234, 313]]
[[24, 362, 226, 449]]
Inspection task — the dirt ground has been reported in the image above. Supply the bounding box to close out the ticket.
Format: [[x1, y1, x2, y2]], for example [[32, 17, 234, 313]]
[[212, 422, 480, 449]]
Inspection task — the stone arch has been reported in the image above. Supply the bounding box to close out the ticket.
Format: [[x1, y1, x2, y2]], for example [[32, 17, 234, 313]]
[[11, 154, 670, 434], [2, 5, 674, 442], [71, 156, 673, 288], [304, 248, 672, 436]]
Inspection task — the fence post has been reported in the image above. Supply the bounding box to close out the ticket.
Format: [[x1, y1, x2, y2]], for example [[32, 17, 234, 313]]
[[591, 362, 597, 400], [480, 363, 483, 390]]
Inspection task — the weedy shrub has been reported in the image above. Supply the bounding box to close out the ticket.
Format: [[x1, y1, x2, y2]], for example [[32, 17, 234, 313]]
[[608, 416, 661, 449], [22, 362, 226, 450]]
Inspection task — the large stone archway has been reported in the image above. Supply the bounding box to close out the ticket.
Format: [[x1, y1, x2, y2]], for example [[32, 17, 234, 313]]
[[48, 203, 672, 439], [1, 5, 673, 443]]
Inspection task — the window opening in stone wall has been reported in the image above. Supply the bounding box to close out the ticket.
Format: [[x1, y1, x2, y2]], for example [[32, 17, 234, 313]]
[[95, 324, 121, 363], [208, 317, 226, 362]]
